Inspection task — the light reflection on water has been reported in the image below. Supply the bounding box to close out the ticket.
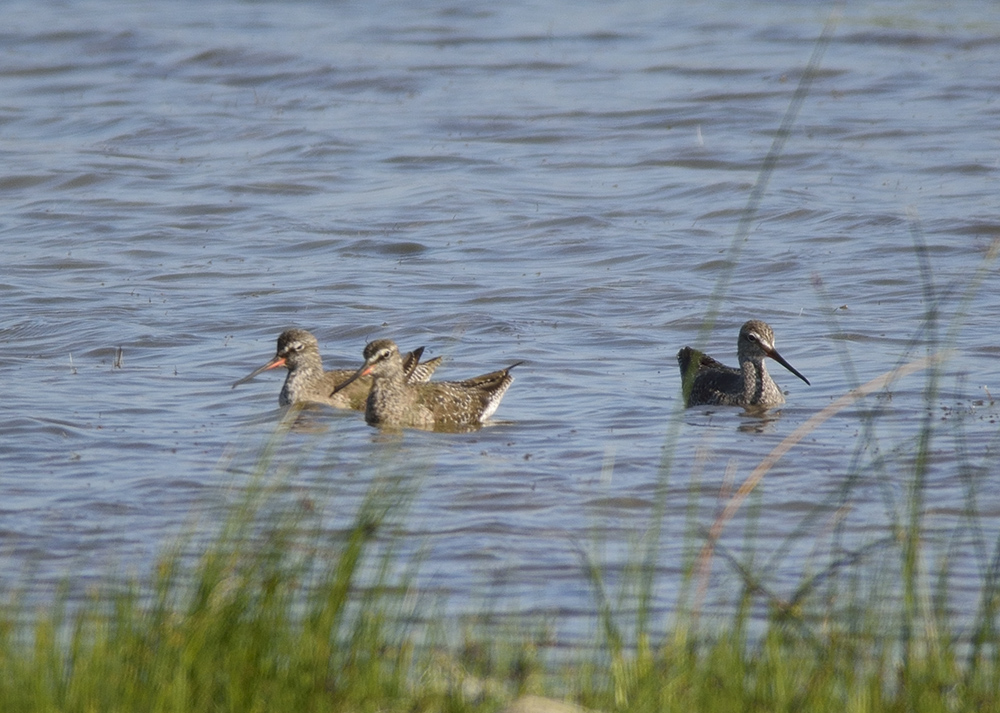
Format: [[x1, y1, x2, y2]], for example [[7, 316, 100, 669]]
[[1, 0, 999, 639]]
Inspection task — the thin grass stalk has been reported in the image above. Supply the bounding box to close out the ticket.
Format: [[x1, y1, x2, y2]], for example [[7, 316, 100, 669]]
[[693, 353, 944, 617], [577, 545, 629, 705], [693, 0, 845, 345], [970, 537, 1000, 676], [305, 484, 394, 697], [653, 1, 845, 638], [948, 374, 993, 579], [811, 273, 905, 564], [899, 218, 940, 690]]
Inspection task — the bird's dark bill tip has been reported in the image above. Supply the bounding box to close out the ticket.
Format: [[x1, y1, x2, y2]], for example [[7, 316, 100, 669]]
[[770, 350, 809, 386], [232, 357, 286, 389]]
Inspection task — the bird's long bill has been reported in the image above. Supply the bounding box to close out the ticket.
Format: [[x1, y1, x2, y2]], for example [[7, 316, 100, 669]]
[[231, 356, 286, 389], [768, 349, 810, 386], [330, 361, 373, 396]]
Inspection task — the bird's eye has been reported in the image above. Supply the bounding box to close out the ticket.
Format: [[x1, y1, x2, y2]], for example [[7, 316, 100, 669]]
[[746, 333, 759, 343], [379, 349, 391, 360]]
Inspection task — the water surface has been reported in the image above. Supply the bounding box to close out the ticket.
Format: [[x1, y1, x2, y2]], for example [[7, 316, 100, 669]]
[[2, 0, 999, 639]]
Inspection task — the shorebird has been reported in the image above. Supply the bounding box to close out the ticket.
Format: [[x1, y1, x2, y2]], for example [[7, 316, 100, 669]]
[[232, 328, 441, 410], [677, 320, 809, 409], [333, 339, 521, 430]]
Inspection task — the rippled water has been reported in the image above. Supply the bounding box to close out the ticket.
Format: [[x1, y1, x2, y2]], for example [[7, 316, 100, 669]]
[[3, 0, 999, 636]]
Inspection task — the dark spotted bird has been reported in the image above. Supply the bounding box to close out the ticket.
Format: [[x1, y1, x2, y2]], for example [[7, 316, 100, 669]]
[[232, 328, 440, 410], [677, 320, 809, 409], [334, 339, 520, 430]]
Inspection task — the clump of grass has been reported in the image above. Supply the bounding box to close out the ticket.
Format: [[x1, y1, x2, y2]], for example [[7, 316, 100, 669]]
[[0, 411, 550, 712], [3, 500, 349, 709], [0, 428, 481, 712]]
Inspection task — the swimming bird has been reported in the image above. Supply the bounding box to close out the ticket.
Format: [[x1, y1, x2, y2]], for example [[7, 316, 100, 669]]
[[677, 320, 809, 409], [232, 328, 441, 410], [333, 339, 521, 430]]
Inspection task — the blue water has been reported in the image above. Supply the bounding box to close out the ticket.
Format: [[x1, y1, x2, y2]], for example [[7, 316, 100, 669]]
[[2, 0, 999, 639]]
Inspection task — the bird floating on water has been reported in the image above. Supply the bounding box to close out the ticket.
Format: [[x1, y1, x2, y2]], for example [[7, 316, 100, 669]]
[[232, 328, 440, 410], [677, 319, 809, 409], [333, 339, 521, 430]]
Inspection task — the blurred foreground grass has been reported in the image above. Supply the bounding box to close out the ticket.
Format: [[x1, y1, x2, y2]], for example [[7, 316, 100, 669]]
[[3, 398, 1000, 713]]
